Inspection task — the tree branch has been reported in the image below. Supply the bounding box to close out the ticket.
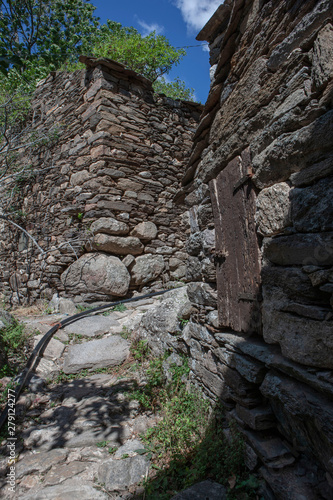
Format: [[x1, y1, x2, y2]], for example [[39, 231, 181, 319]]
[[0, 215, 45, 254]]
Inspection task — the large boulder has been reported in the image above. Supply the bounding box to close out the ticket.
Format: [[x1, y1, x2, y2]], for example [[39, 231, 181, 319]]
[[61, 253, 130, 297], [256, 182, 291, 236], [130, 221, 158, 241], [130, 254, 164, 285], [92, 234, 144, 256], [90, 217, 129, 236]]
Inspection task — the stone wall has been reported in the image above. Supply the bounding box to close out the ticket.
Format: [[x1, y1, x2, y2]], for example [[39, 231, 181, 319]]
[[0, 57, 201, 305], [157, 1, 333, 497]]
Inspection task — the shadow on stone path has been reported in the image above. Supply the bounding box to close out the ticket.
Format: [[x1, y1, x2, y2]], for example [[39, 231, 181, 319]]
[[0, 299, 160, 500]]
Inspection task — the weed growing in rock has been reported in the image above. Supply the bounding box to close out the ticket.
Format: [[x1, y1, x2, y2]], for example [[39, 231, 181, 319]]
[[113, 303, 127, 312], [108, 446, 118, 454], [96, 440, 109, 448], [130, 339, 150, 362], [120, 326, 131, 340], [0, 319, 31, 378], [76, 304, 94, 313], [126, 349, 255, 499]]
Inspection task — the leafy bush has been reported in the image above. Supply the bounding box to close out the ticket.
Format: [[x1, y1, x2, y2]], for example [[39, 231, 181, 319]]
[[0, 319, 30, 377]]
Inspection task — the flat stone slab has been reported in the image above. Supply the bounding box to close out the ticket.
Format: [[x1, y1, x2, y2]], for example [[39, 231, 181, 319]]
[[98, 454, 150, 491], [63, 315, 120, 337], [63, 335, 129, 374], [16, 449, 68, 479], [35, 358, 59, 378], [113, 439, 144, 458], [34, 335, 65, 360], [65, 425, 131, 448], [43, 461, 88, 486], [171, 480, 227, 499], [20, 478, 109, 500]]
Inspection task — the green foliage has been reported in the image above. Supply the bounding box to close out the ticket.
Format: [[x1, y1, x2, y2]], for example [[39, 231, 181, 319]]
[[96, 440, 108, 448], [76, 304, 94, 312], [90, 21, 185, 83], [125, 350, 254, 499], [153, 77, 195, 102], [112, 303, 127, 312], [0, 0, 99, 73], [130, 339, 150, 362], [120, 326, 131, 340], [0, 3, 195, 117], [143, 405, 251, 499], [108, 446, 118, 454], [0, 319, 29, 374]]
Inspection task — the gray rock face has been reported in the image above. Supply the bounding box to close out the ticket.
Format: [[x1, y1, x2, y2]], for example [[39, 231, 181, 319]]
[[262, 306, 333, 368], [59, 298, 77, 315], [252, 110, 333, 189], [186, 256, 202, 281], [256, 182, 291, 236], [130, 254, 164, 285], [290, 154, 333, 187], [130, 221, 157, 241], [196, 204, 213, 230], [264, 232, 333, 266], [90, 217, 129, 236], [201, 228, 215, 251], [312, 23, 333, 88], [139, 287, 189, 354], [98, 455, 150, 491], [34, 335, 65, 361], [92, 234, 144, 255], [260, 371, 333, 476], [290, 177, 333, 232], [20, 479, 109, 500], [61, 253, 130, 297], [63, 315, 119, 337], [171, 480, 226, 500], [185, 232, 202, 255], [63, 335, 129, 373], [16, 448, 68, 479], [187, 282, 217, 307], [267, 0, 333, 72]]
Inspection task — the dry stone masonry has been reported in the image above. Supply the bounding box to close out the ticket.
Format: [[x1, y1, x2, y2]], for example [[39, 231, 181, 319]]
[[1, 0, 333, 497], [0, 57, 201, 305], [161, 0, 333, 497]]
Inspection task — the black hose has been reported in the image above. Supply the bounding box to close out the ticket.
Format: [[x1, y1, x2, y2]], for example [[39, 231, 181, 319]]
[[0, 286, 184, 431]]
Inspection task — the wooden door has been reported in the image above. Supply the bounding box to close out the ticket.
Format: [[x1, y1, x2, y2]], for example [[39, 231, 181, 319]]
[[209, 149, 261, 333]]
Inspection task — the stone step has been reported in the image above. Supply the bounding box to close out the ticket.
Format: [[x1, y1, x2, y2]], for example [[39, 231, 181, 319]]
[[63, 335, 129, 374]]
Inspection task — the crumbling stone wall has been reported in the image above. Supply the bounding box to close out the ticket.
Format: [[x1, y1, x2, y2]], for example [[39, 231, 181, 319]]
[[166, 1, 333, 497], [0, 57, 201, 305]]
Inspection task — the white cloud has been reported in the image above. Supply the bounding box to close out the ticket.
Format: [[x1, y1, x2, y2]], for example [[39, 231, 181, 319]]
[[173, 0, 222, 32], [136, 19, 165, 36]]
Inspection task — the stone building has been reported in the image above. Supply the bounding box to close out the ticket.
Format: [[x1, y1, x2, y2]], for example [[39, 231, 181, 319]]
[[0, 57, 201, 305], [1, 0, 333, 496], [165, 0, 333, 497]]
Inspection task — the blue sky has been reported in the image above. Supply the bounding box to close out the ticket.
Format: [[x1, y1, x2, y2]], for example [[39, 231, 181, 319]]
[[91, 0, 222, 103]]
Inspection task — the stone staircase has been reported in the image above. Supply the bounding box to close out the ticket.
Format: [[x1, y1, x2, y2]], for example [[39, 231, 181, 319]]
[[0, 298, 162, 499]]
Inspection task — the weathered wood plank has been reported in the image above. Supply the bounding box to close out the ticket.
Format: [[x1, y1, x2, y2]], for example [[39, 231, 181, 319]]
[[210, 149, 261, 332]]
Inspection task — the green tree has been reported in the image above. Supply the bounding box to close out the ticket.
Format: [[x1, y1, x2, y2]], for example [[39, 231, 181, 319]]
[[91, 21, 185, 82], [153, 76, 195, 101], [0, 3, 196, 102], [0, 0, 99, 73], [90, 21, 195, 100]]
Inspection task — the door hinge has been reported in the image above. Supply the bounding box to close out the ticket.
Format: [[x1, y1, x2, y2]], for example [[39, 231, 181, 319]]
[[233, 167, 253, 194], [238, 292, 262, 302]]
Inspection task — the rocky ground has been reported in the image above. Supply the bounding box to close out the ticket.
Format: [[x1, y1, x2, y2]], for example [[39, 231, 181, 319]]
[[0, 291, 227, 500]]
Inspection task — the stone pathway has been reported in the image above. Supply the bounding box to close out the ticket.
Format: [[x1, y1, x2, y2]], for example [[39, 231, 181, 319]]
[[0, 298, 162, 499]]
